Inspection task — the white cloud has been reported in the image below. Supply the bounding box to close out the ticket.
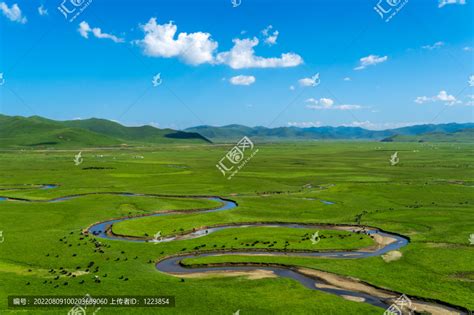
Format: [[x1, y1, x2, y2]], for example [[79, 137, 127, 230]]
[[319, 98, 334, 107], [298, 73, 320, 87], [262, 25, 279, 46], [38, 4, 47, 16], [78, 21, 124, 43], [422, 41, 444, 50], [343, 121, 426, 130], [216, 37, 303, 69], [78, 21, 91, 38], [287, 121, 321, 128], [305, 98, 361, 110], [415, 90, 460, 105], [337, 104, 362, 110], [289, 85, 295, 90], [134, 19, 302, 69], [229, 75, 256, 86], [414, 96, 431, 104], [469, 75, 474, 86], [343, 77, 351, 81], [435, 91, 458, 104], [135, 18, 217, 65], [354, 54, 388, 70], [438, 0, 466, 8], [0, 2, 26, 23], [463, 46, 473, 51]]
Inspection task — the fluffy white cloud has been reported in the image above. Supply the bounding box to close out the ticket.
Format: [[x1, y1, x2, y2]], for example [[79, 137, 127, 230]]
[[422, 41, 444, 50], [289, 85, 295, 90], [343, 77, 351, 81], [469, 75, 474, 86], [78, 21, 124, 43], [287, 121, 321, 128], [0, 2, 26, 23], [262, 25, 279, 46], [438, 0, 466, 8], [305, 98, 361, 110], [319, 98, 334, 107], [415, 90, 459, 105], [78, 21, 91, 38], [134, 19, 302, 69], [38, 4, 47, 16], [298, 73, 320, 87], [216, 37, 303, 69], [354, 54, 388, 70], [434, 91, 457, 103], [229, 75, 256, 86], [135, 18, 217, 65]]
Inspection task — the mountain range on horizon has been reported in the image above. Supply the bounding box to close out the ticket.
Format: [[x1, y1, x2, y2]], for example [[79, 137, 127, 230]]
[[185, 122, 474, 142], [0, 114, 473, 148]]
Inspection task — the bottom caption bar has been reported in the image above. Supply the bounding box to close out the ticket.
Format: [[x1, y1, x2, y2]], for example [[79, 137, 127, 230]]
[[8, 296, 175, 308]]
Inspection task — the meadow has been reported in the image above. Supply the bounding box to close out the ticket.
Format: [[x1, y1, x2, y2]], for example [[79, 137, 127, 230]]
[[0, 141, 472, 314]]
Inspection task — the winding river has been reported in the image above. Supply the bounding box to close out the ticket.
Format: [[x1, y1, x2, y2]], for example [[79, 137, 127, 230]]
[[0, 184, 467, 314]]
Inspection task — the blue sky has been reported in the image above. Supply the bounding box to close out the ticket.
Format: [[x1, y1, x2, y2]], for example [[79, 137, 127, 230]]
[[0, 0, 473, 130]]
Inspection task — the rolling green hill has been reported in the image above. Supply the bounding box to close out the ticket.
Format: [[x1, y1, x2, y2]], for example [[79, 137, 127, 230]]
[[59, 117, 211, 144], [0, 115, 211, 149]]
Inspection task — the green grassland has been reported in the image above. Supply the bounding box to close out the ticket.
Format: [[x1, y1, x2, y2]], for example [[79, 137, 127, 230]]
[[112, 225, 375, 250], [0, 142, 473, 314]]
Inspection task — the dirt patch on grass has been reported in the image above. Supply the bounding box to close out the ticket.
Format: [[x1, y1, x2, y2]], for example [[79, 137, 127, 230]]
[[341, 295, 365, 303], [382, 250, 402, 262], [372, 233, 397, 247], [169, 269, 276, 280], [298, 268, 393, 299]]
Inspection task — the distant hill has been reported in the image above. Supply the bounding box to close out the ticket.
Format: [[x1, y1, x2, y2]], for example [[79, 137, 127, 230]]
[[0, 115, 211, 148], [60, 117, 211, 144], [185, 123, 474, 142], [381, 129, 474, 143]]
